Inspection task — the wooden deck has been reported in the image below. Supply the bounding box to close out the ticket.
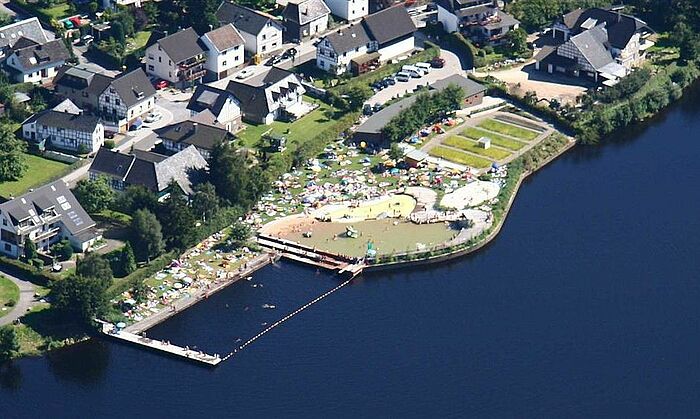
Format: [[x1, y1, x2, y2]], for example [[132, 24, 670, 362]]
[[100, 323, 222, 366]]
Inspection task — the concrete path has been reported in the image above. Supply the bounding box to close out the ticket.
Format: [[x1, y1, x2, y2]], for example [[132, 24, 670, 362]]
[[0, 270, 36, 327]]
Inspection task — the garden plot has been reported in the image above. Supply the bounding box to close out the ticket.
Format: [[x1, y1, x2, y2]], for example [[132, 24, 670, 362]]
[[478, 119, 540, 141]]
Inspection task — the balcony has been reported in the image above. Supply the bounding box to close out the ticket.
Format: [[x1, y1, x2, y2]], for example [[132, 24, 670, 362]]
[[181, 69, 206, 82], [34, 226, 61, 241], [178, 56, 206, 71]]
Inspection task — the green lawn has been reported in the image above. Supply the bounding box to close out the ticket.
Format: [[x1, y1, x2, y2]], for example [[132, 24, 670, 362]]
[[428, 146, 492, 168], [126, 31, 152, 53], [41, 3, 71, 20], [236, 98, 337, 148], [478, 119, 539, 141], [461, 127, 527, 151], [443, 136, 512, 160], [0, 154, 72, 199], [0, 275, 19, 318]]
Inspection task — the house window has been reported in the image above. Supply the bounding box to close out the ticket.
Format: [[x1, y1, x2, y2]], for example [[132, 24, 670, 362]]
[[148, 54, 154, 60], [148, 65, 155, 71], [4, 244, 10, 252], [262, 45, 267, 52], [262, 34, 267, 40], [105, 97, 110, 103], [115, 98, 120, 106], [222, 60, 227, 66], [159, 57, 162, 63]]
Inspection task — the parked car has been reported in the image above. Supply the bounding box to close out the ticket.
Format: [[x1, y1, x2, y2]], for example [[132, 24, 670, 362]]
[[79, 34, 94, 46], [415, 62, 431, 73], [371, 81, 384, 91], [363, 103, 374, 115], [153, 79, 168, 90], [265, 55, 282, 66], [104, 130, 116, 139], [145, 112, 163, 123], [395, 72, 411, 82], [401, 65, 423, 78], [282, 48, 297, 60], [431, 57, 445, 68], [373, 103, 383, 112], [384, 77, 396, 86]]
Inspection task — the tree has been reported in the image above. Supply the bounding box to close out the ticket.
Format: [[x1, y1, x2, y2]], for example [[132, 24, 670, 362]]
[[76, 253, 113, 289], [111, 22, 126, 45], [51, 239, 74, 261], [23, 237, 37, 261], [130, 209, 164, 262], [0, 326, 20, 361], [73, 176, 114, 214], [191, 182, 220, 222], [0, 124, 26, 183], [209, 143, 268, 209], [158, 184, 197, 250], [50, 274, 110, 324], [119, 242, 137, 276], [229, 222, 251, 246], [505, 28, 528, 56], [115, 185, 159, 214], [389, 143, 403, 160]]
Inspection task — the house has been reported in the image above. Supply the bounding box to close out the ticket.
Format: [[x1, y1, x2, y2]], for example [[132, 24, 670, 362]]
[[54, 66, 114, 113], [99, 68, 157, 132], [216, 2, 284, 56], [156, 120, 231, 159], [145, 28, 207, 88], [186, 84, 242, 133], [200, 24, 245, 81], [404, 149, 428, 168], [226, 66, 308, 124], [4, 38, 70, 84], [536, 6, 654, 83], [0, 180, 101, 258], [436, 0, 520, 45], [316, 5, 415, 75], [89, 146, 208, 198], [0, 18, 49, 60], [102, 0, 154, 8], [22, 100, 104, 154], [353, 74, 485, 145], [282, 0, 331, 41], [324, 0, 368, 22]]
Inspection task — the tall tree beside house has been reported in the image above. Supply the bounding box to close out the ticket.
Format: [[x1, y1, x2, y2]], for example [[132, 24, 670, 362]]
[[191, 182, 220, 223], [120, 242, 137, 276], [209, 143, 269, 210], [49, 274, 110, 325], [158, 184, 197, 251], [0, 124, 26, 183], [74, 176, 115, 214], [504, 28, 529, 56], [130, 209, 164, 262], [114, 185, 159, 215], [76, 253, 113, 289], [23, 237, 37, 261]]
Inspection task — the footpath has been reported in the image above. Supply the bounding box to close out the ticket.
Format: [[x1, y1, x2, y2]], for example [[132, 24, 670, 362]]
[[0, 269, 36, 327]]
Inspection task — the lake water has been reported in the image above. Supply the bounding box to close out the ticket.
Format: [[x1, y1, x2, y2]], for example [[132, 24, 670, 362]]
[[3, 89, 700, 417]]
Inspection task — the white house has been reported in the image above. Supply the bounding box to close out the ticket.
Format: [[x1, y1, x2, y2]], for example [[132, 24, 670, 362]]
[[435, 0, 520, 44], [0, 17, 49, 60], [145, 28, 207, 88], [22, 101, 104, 154], [324, 0, 368, 22], [156, 120, 231, 159], [282, 0, 331, 41], [5, 38, 70, 84], [186, 84, 242, 133], [216, 2, 284, 56], [99, 68, 157, 132], [226, 66, 308, 124], [201, 24, 245, 81], [316, 5, 416, 75], [0, 181, 101, 257]]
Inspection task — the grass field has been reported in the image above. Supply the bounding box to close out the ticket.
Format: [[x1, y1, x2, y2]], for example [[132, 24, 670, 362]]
[[0, 275, 19, 318], [443, 136, 512, 160], [236, 98, 337, 148], [478, 119, 539, 141], [461, 127, 527, 151], [320, 195, 416, 222], [0, 154, 72, 199], [41, 3, 71, 20], [429, 145, 492, 168], [126, 31, 152, 53]]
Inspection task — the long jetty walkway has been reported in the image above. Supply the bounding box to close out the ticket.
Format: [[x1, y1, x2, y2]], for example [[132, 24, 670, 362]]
[[256, 234, 365, 277], [99, 322, 222, 366]]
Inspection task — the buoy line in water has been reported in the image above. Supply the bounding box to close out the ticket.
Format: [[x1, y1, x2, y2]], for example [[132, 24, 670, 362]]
[[222, 278, 353, 361]]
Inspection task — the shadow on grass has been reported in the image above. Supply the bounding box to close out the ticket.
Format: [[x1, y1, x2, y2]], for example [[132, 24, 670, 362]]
[[20, 307, 88, 346]]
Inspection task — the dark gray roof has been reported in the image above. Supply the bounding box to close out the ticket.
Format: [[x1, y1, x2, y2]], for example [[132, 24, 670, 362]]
[[225, 66, 302, 119], [155, 120, 229, 151], [0, 17, 48, 50], [90, 146, 208, 194], [282, 0, 330, 25], [9, 39, 70, 70], [156, 28, 205, 63], [27, 110, 102, 132], [362, 5, 415, 45], [202, 24, 244, 52], [187, 84, 236, 117], [108, 68, 156, 108], [323, 24, 371, 54], [216, 2, 281, 35], [54, 66, 114, 97], [482, 11, 519, 30], [569, 26, 613, 70], [0, 180, 95, 235], [561, 7, 653, 49], [429, 74, 486, 96]]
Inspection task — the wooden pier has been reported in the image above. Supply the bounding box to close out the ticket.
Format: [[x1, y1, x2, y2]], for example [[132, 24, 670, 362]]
[[100, 322, 222, 366], [256, 234, 364, 277]]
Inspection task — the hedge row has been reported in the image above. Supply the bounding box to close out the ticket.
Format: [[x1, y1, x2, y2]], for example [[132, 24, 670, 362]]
[[0, 256, 59, 286], [106, 251, 176, 299]]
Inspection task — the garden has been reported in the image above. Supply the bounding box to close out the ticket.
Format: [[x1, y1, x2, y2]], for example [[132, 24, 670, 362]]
[[0, 153, 74, 199]]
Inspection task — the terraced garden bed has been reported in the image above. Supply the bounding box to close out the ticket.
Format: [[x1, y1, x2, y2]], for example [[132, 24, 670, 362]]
[[443, 136, 511, 160]]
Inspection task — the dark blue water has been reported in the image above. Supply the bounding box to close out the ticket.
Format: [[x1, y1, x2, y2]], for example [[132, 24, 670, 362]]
[[3, 90, 700, 417]]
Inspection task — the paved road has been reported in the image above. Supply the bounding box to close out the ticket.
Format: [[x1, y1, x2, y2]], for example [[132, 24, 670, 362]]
[[0, 270, 36, 327]]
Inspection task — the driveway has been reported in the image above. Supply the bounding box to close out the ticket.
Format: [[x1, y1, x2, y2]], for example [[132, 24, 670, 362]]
[[366, 49, 463, 106], [0, 270, 36, 327]]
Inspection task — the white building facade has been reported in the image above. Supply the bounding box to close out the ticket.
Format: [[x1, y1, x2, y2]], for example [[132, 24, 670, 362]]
[[324, 0, 368, 21]]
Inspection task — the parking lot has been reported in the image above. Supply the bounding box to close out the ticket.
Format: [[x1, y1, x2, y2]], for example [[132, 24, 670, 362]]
[[366, 49, 463, 106]]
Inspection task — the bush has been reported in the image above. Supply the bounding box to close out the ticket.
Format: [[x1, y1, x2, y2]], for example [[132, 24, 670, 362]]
[[104, 139, 115, 149], [51, 239, 74, 261], [6, 299, 16, 307], [0, 256, 58, 286]]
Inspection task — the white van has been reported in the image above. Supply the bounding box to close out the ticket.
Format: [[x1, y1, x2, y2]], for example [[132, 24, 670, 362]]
[[401, 65, 422, 78], [395, 72, 411, 82], [415, 62, 431, 74]]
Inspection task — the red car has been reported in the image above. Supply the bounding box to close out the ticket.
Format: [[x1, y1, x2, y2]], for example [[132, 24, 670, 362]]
[[154, 79, 168, 90], [431, 57, 445, 68]]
